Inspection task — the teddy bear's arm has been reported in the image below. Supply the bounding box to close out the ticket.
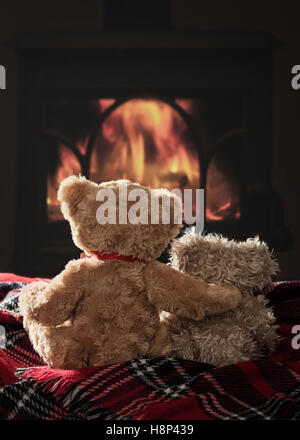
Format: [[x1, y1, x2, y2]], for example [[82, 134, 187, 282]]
[[144, 261, 241, 320], [19, 260, 85, 326]]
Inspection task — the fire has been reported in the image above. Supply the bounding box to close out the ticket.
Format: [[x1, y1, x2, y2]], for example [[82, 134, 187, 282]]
[[206, 156, 240, 222], [47, 98, 240, 223], [47, 145, 81, 222], [90, 99, 200, 192], [206, 201, 241, 221]]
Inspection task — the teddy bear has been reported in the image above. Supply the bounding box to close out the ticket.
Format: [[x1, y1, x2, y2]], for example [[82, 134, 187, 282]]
[[19, 176, 241, 369], [166, 231, 280, 367]]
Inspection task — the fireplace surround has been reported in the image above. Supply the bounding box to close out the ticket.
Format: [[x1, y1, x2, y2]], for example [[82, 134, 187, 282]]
[[10, 29, 292, 276]]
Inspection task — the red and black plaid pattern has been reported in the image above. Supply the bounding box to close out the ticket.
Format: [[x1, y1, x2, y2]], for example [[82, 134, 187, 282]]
[[0, 274, 300, 420]]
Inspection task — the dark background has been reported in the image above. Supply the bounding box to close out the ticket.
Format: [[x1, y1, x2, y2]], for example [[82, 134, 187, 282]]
[[0, 0, 299, 279]]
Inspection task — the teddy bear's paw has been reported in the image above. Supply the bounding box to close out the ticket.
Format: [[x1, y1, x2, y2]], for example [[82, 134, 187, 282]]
[[187, 304, 206, 321], [19, 281, 49, 318], [205, 283, 241, 315]]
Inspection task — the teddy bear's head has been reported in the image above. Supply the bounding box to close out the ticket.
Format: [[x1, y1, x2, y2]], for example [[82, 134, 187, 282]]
[[58, 175, 182, 262], [169, 232, 279, 291]]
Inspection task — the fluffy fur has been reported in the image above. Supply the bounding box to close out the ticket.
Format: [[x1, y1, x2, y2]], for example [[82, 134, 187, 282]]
[[19, 177, 241, 369], [167, 232, 280, 367]]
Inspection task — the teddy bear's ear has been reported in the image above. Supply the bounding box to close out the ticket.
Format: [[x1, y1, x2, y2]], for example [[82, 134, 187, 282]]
[[58, 175, 95, 218]]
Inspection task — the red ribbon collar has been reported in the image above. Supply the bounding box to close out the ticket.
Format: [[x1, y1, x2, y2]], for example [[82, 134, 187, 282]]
[[80, 251, 144, 264]]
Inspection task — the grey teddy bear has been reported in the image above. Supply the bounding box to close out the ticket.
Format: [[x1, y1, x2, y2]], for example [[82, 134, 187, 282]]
[[167, 232, 280, 367]]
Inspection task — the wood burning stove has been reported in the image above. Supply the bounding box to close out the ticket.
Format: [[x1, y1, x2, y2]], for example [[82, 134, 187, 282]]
[[11, 29, 292, 276]]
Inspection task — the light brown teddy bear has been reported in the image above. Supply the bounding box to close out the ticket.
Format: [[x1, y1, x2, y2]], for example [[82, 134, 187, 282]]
[[19, 176, 241, 369], [167, 231, 280, 367]]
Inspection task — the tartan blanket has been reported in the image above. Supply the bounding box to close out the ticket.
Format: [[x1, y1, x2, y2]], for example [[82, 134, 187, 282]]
[[0, 273, 300, 420]]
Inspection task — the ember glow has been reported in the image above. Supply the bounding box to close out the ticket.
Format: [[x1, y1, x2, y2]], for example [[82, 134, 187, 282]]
[[47, 98, 240, 223], [206, 155, 240, 222]]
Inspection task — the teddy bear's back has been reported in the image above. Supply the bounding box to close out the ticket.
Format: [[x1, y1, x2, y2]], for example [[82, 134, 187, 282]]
[[168, 291, 279, 367], [69, 259, 164, 366]]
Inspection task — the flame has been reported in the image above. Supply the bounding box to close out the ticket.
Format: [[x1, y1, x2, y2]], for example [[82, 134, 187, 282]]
[[205, 156, 240, 221], [47, 145, 81, 222], [47, 98, 240, 223], [89, 99, 200, 193], [206, 201, 241, 221]]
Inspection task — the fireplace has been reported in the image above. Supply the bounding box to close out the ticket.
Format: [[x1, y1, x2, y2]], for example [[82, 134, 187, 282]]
[[11, 29, 292, 276]]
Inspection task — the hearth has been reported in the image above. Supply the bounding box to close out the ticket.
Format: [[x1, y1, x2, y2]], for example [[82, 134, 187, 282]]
[[11, 29, 292, 276]]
